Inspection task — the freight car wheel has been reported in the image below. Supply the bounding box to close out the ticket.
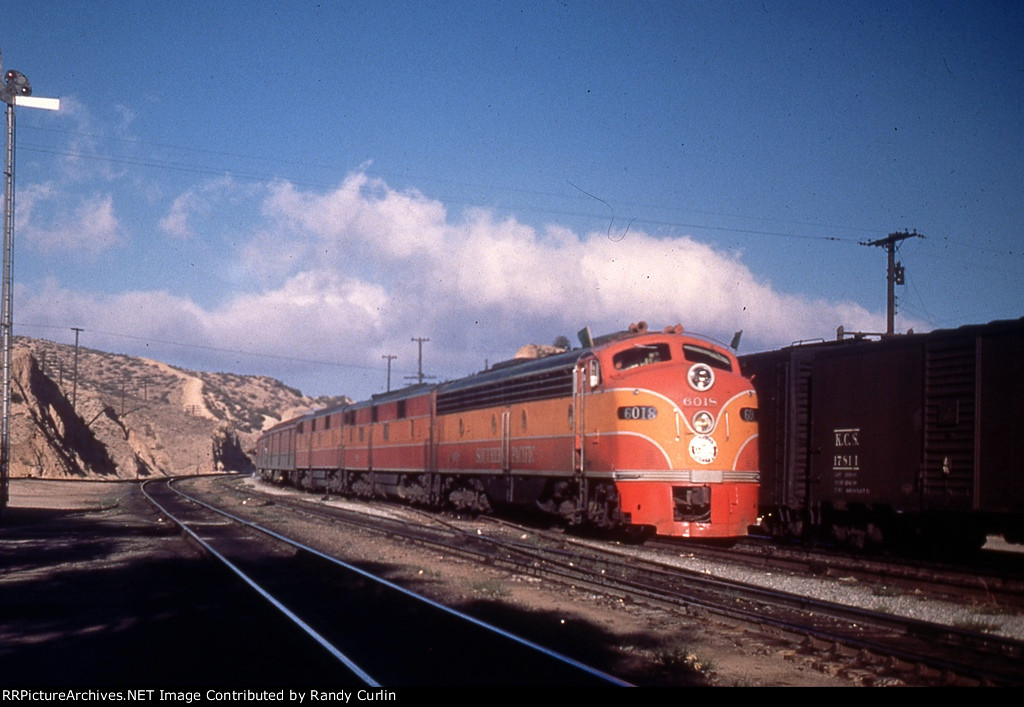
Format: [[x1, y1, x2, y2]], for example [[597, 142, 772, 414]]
[[933, 525, 987, 558]]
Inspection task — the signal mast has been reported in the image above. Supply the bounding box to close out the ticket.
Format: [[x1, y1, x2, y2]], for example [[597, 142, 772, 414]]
[[0, 50, 60, 519]]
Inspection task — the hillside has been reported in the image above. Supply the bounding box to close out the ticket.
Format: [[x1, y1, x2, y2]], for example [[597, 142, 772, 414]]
[[6, 337, 349, 479]]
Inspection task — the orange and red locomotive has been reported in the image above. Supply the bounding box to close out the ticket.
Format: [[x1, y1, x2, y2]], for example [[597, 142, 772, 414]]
[[256, 322, 760, 539]]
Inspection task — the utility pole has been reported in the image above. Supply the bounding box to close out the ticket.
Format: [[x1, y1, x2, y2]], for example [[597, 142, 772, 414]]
[[860, 230, 924, 335], [408, 337, 432, 385], [381, 354, 397, 392], [70, 327, 82, 411]]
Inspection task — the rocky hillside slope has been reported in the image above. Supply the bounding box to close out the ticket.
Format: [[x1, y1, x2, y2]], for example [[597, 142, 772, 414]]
[[7, 337, 349, 479]]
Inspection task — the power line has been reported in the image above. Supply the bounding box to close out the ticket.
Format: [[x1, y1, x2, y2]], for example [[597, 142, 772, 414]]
[[18, 122, 1020, 312], [20, 121, 1024, 259], [21, 139, 872, 245], [18, 126, 882, 246], [14, 322, 398, 376]]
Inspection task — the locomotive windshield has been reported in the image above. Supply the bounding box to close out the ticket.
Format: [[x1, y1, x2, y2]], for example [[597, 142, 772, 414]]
[[613, 343, 671, 371], [682, 344, 732, 371]]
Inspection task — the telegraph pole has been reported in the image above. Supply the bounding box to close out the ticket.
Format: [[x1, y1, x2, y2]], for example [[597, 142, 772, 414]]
[[381, 354, 396, 392], [860, 230, 923, 335], [408, 337, 432, 385], [70, 327, 83, 411]]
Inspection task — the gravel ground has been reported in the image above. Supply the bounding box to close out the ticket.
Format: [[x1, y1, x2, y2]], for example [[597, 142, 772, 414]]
[[7, 477, 1021, 687], [243, 477, 1024, 642], [0, 479, 365, 686], [590, 540, 1024, 641], [230, 478, 860, 687]]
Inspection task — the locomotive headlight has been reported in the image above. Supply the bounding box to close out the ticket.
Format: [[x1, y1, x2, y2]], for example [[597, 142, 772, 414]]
[[688, 363, 715, 391], [692, 410, 715, 433]]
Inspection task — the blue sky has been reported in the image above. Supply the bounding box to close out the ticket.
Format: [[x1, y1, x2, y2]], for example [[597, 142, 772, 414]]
[[5, 1, 1022, 401]]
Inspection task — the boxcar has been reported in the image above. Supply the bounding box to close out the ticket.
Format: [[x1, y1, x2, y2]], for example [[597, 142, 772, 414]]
[[740, 317, 1024, 551]]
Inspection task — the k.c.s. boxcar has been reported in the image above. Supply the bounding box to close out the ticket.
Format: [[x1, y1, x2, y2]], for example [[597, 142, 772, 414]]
[[740, 317, 1023, 551]]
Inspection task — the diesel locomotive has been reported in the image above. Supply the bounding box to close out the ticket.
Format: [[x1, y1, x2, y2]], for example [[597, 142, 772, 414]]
[[256, 322, 760, 539]]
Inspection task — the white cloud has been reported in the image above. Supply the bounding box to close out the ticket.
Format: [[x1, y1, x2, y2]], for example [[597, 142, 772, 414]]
[[18, 281, 204, 351], [211, 270, 391, 351], [21, 193, 123, 255], [264, 174, 449, 261], [230, 173, 897, 383], [159, 176, 251, 239], [13, 182, 56, 232], [48, 97, 129, 183], [18, 171, 906, 398], [159, 191, 203, 239]]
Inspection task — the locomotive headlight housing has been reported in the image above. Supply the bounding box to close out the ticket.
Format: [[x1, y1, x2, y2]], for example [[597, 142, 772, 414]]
[[688, 363, 714, 391], [692, 410, 715, 433]]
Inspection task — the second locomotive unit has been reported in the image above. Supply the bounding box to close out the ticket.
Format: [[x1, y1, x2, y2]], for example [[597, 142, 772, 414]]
[[256, 322, 760, 539]]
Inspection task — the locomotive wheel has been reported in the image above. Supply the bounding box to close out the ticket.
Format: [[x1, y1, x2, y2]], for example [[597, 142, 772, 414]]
[[585, 482, 623, 530], [350, 474, 374, 498], [396, 475, 431, 506], [619, 525, 655, 544], [447, 480, 492, 513]]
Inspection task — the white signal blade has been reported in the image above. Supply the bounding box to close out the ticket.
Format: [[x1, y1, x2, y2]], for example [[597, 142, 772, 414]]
[[13, 95, 59, 110]]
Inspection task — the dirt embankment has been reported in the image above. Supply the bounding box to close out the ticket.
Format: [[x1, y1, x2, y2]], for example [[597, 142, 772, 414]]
[[6, 338, 346, 480]]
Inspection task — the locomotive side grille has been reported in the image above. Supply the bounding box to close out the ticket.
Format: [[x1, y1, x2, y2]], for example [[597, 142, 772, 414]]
[[437, 365, 575, 415], [923, 336, 977, 510]]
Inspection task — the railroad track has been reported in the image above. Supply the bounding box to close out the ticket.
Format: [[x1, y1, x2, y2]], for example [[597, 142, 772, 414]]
[[650, 536, 1024, 611], [141, 477, 630, 687], [542, 534, 1024, 687], [203, 476, 1024, 686]]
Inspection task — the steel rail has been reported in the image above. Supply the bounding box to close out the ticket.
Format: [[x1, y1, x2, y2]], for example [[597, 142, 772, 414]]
[[260, 487, 1023, 686], [158, 477, 632, 687], [141, 478, 380, 686], [479, 524, 1024, 686]]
